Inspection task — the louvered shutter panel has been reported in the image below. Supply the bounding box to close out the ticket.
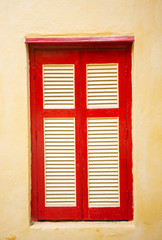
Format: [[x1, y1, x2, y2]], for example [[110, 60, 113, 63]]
[[43, 65, 75, 109], [87, 118, 120, 207], [44, 118, 76, 207], [87, 64, 118, 108]]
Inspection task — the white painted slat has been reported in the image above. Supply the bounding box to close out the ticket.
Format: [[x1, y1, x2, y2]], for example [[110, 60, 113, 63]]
[[88, 81, 118, 85], [88, 173, 118, 176], [46, 158, 75, 161], [46, 190, 75, 194], [46, 176, 75, 179], [87, 65, 117, 69], [44, 90, 74, 93], [46, 173, 75, 176], [89, 157, 118, 161], [46, 165, 75, 169], [89, 165, 118, 169], [89, 169, 118, 172], [45, 133, 74, 136], [44, 66, 74, 69], [89, 191, 119, 195], [44, 118, 76, 207], [43, 65, 75, 109], [87, 69, 117, 73], [44, 86, 74, 89], [87, 64, 118, 109], [88, 118, 120, 208], [89, 176, 118, 180], [46, 154, 75, 157], [45, 169, 75, 172]]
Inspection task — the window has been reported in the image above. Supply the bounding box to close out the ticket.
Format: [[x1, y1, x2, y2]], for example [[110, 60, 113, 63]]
[[28, 37, 133, 221]]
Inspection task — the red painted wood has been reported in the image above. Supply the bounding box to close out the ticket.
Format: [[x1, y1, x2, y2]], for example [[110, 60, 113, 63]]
[[29, 40, 133, 221], [80, 49, 128, 220], [30, 47, 38, 221], [26, 36, 134, 43], [34, 50, 83, 220], [125, 46, 133, 220]]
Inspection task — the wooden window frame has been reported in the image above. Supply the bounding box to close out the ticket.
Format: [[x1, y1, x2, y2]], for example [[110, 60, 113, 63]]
[[27, 37, 133, 221]]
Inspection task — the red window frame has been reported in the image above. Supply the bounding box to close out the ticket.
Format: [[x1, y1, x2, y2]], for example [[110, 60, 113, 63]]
[[27, 37, 133, 221]]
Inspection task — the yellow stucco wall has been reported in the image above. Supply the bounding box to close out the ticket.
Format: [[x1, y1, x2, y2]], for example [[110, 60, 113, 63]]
[[0, 0, 162, 239]]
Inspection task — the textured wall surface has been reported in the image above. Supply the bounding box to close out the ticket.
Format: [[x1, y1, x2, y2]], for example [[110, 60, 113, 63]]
[[0, 0, 162, 239]]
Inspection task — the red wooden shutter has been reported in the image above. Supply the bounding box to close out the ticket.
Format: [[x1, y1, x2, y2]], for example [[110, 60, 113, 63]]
[[30, 43, 132, 221], [81, 50, 128, 220], [33, 50, 83, 220]]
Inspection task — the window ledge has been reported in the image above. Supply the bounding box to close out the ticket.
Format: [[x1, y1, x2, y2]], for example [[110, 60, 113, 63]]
[[30, 221, 135, 230]]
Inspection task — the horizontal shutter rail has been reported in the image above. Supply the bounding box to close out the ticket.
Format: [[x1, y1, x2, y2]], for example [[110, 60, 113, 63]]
[[43, 64, 75, 109]]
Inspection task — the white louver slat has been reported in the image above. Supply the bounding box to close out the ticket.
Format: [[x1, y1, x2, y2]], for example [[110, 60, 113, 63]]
[[87, 118, 120, 207], [43, 65, 75, 109], [44, 118, 76, 207], [87, 64, 118, 108]]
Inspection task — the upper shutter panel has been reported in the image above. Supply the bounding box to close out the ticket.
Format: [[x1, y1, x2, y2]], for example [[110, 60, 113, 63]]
[[44, 118, 76, 207], [87, 64, 118, 108], [43, 65, 75, 109]]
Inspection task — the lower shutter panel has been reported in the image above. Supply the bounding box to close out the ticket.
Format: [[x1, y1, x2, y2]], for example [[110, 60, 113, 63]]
[[87, 118, 120, 207], [44, 118, 76, 207]]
